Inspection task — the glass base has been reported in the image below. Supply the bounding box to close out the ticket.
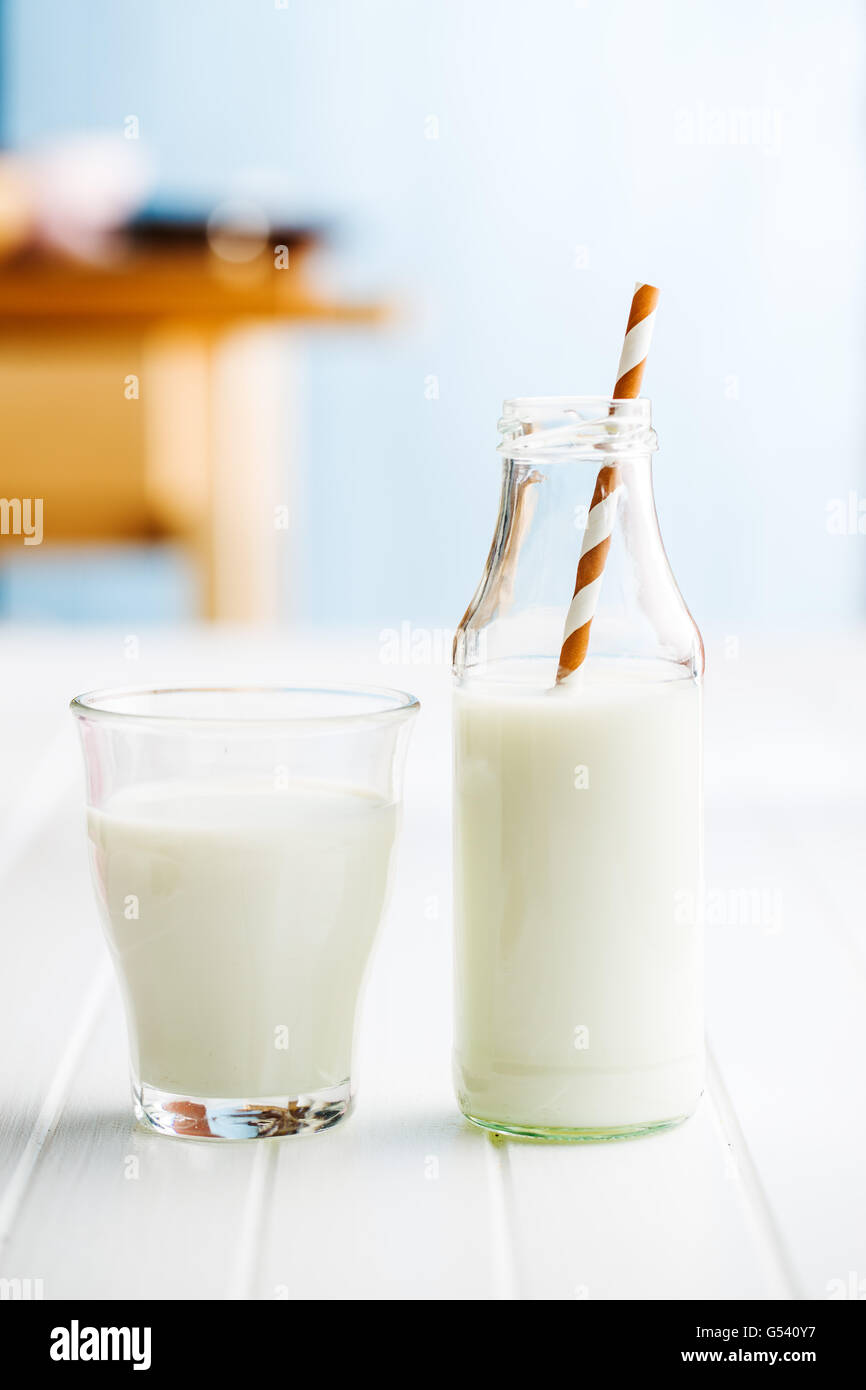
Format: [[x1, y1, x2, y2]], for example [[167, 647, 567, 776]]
[[134, 1079, 352, 1140], [462, 1109, 689, 1143]]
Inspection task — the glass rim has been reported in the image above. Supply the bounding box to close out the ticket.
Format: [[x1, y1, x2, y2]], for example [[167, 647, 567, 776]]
[[70, 683, 421, 730]]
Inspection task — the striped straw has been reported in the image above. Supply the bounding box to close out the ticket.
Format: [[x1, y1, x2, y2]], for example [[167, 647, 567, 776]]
[[556, 282, 659, 683]]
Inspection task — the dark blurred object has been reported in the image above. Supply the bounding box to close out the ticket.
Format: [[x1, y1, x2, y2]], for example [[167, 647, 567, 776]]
[[0, 223, 378, 323], [128, 213, 320, 253]]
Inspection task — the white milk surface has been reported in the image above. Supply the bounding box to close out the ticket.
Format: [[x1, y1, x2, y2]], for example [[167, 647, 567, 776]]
[[88, 781, 398, 1099], [453, 665, 703, 1132]]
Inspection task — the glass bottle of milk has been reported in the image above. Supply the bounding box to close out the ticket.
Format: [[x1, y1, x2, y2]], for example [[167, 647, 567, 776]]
[[453, 397, 704, 1140]]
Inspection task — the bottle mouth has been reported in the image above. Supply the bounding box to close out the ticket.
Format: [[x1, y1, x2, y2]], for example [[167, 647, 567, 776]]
[[498, 395, 657, 460]]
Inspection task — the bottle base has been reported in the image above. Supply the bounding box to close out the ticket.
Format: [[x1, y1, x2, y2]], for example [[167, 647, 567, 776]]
[[134, 1078, 352, 1140], [461, 1108, 690, 1143]]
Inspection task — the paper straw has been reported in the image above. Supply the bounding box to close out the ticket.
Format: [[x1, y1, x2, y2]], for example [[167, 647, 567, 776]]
[[556, 283, 659, 682]]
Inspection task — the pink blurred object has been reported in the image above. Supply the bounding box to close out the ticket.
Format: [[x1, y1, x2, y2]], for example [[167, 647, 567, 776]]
[[0, 133, 154, 263]]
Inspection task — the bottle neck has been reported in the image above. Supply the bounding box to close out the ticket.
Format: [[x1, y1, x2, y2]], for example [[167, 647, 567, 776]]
[[454, 448, 702, 684]]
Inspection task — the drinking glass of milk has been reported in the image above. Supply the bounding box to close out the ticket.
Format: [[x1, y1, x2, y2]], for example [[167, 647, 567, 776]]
[[453, 397, 704, 1140], [71, 685, 418, 1139]]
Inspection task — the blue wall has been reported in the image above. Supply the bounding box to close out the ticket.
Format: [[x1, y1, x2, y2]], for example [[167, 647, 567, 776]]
[[7, 0, 865, 631]]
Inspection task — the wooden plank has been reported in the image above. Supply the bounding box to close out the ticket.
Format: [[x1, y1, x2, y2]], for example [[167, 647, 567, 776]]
[[704, 799, 866, 1300], [701, 639, 866, 1299], [501, 1084, 790, 1301], [0, 253, 386, 325], [3, 628, 861, 1300], [0, 776, 104, 1224], [0, 988, 270, 1300]]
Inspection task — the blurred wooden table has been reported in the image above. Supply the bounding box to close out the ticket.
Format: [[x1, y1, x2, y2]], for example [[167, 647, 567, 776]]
[[0, 626, 864, 1300], [0, 235, 385, 619]]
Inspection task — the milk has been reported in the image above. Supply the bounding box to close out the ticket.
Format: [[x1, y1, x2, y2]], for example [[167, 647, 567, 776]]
[[88, 782, 398, 1100], [453, 663, 703, 1135]]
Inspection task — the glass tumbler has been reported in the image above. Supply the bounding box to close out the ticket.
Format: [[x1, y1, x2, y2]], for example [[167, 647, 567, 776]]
[[71, 685, 419, 1139]]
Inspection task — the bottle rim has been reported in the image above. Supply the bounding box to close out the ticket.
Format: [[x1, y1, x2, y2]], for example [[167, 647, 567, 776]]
[[498, 395, 657, 459]]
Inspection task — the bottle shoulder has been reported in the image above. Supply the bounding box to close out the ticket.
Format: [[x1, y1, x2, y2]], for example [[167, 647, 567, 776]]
[[454, 457, 702, 680]]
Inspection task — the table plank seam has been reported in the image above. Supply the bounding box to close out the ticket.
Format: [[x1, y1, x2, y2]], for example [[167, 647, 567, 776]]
[[706, 1048, 803, 1300], [225, 1142, 279, 1301], [0, 963, 112, 1265], [483, 1135, 520, 1300]]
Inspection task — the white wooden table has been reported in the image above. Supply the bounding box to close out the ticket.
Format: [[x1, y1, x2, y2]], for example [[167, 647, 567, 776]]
[[0, 625, 863, 1301]]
